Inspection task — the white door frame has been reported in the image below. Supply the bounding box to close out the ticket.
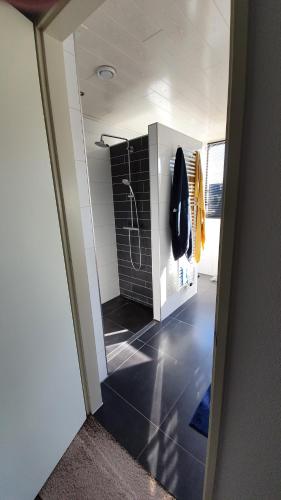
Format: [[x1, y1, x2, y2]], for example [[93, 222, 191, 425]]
[[203, 0, 249, 497], [35, 1, 250, 497], [34, 0, 107, 414]]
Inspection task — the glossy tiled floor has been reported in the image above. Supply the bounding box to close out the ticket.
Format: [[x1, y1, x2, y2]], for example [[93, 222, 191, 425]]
[[102, 296, 154, 362], [96, 276, 216, 500]]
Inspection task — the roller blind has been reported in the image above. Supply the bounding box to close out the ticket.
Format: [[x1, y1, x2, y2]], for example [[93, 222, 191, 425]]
[[205, 141, 225, 218]]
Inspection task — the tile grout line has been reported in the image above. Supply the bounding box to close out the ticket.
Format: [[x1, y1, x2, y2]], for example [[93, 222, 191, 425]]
[[107, 318, 156, 365], [103, 382, 160, 431], [137, 423, 206, 468], [107, 317, 168, 370], [103, 300, 130, 317], [103, 381, 206, 467], [107, 338, 145, 366], [104, 290, 214, 465]]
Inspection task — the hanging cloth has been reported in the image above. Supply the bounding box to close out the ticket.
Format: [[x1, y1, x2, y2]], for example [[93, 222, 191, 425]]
[[194, 151, 206, 263], [170, 147, 192, 261]]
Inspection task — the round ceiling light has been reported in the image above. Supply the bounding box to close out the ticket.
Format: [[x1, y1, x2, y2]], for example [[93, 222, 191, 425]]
[[96, 65, 116, 80]]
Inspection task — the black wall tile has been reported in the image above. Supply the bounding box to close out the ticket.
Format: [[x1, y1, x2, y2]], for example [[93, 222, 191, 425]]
[[110, 135, 152, 308], [132, 283, 153, 299], [110, 141, 127, 157], [111, 163, 129, 177], [141, 201, 151, 212], [111, 154, 126, 166], [130, 150, 149, 162], [118, 264, 153, 284], [142, 135, 149, 149]]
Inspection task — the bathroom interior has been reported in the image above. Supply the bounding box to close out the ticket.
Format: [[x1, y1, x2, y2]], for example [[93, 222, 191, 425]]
[[63, 1, 230, 497]]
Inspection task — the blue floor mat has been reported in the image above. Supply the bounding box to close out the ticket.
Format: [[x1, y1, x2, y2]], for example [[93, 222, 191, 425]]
[[189, 386, 211, 438]]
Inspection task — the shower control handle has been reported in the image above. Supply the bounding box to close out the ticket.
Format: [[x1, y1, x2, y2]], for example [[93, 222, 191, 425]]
[[123, 226, 139, 231]]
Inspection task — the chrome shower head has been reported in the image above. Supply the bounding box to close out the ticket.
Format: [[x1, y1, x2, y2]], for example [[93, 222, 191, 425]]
[[95, 138, 109, 148], [122, 179, 130, 186]]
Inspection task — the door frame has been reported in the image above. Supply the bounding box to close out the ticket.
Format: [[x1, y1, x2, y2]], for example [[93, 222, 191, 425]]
[[203, 0, 249, 496], [34, 0, 107, 414], [34, 0, 250, 497]]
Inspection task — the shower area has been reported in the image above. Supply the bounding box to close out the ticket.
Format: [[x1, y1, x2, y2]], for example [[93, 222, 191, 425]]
[[88, 133, 154, 371]]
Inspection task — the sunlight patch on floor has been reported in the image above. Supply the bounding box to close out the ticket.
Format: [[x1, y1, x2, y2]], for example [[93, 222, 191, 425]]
[[104, 328, 128, 337]]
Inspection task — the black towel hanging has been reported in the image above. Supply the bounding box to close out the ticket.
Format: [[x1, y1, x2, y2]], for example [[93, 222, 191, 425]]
[[169, 147, 192, 261]]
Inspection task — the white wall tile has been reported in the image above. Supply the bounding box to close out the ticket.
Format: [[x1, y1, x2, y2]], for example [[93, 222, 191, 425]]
[[88, 156, 112, 183], [90, 181, 114, 205], [148, 122, 158, 146], [63, 35, 75, 55], [92, 203, 115, 228], [63, 50, 80, 111], [95, 243, 118, 267], [158, 123, 201, 151], [198, 219, 221, 276], [100, 278, 120, 304], [86, 116, 120, 303], [75, 160, 91, 207], [81, 206, 94, 249], [69, 108, 86, 162], [99, 260, 119, 285], [85, 247, 107, 380], [158, 202, 169, 231], [158, 173, 172, 204], [94, 225, 116, 247]]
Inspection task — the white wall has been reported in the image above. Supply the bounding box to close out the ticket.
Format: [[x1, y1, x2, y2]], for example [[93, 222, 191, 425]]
[[213, 1, 281, 498], [149, 123, 202, 320], [198, 219, 220, 276], [86, 123, 120, 303], [63, 36, 107, 381], [0, 5, 85, 498]]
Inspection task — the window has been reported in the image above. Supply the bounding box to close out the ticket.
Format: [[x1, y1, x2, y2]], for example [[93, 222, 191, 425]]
[[205, 141, 225, 218]]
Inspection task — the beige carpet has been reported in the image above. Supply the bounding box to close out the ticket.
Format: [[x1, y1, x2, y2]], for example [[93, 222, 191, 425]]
[[39, 417, 173, 500]]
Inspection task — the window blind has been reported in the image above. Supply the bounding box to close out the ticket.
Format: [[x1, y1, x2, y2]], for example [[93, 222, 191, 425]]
[[205, 141, 225, 218]]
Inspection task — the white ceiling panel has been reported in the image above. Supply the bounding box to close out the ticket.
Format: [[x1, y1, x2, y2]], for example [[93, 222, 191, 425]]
[[75, 0, 230, 142], [176, 0, 229, 50], [97, 0, 160, 42]]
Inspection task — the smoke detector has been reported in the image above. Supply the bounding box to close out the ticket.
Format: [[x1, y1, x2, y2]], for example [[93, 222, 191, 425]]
[[96, 65, 116, 80]]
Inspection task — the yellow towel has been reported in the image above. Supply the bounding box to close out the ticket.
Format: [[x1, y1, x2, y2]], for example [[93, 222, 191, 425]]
[[194, 151, 206, 263]]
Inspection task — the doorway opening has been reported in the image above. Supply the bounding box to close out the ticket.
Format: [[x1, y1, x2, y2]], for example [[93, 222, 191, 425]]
[[61, 1, 230, 497]]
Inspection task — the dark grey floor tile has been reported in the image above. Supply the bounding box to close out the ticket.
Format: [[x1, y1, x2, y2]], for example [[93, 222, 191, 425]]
[[170, 278, 216, 320], [142, 317, 214, 366], [106, 344, 119, 357], [102, 295, 130, 316], [103, 316, 124, 336], [103, 317, 136, 348], [138, 429, 205, 500], [107, 300, 153, 333], [169, 298, 195, 319], [138, 316, 175, 344], [105, 342, 193, 427], [175, 293, 216, 333], [95, 384, 158, 459], [159, 380, 211, 463], [197, 275, 216, 293], [107, 339, 144, 374]]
